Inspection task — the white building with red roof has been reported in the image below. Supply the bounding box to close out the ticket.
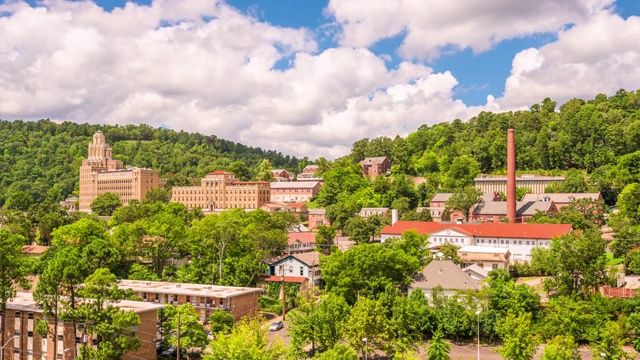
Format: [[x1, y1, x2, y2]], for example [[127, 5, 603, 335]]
[[381, 221, 572, 263], [287, 232, 316, 253]]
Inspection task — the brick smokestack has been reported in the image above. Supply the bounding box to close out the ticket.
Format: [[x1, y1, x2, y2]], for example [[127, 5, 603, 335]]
[[507, 129, 517, 223]]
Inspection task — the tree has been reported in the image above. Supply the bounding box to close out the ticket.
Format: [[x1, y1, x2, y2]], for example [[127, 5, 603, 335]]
[[445, 186, 483, 222], [315, 225, 336, 254], [209, 310, 235, 335], [441, 155, 480, 190], [315, 293, 351, 350], [162, 303, 208, 359], [142, 188, 171, 204], [344, 297, 390, 356], [436, 242, 462, 264], [321, 244, 420, 304], [495, 312, 540, 360], [90, 192, 122, 215], [617, 183, 640, 223], [256, 159, 276, 182], [344, 216, 372, 244], [535, 231, 608, 296], [592, 321, 636, 360], [541, 335, 581, 360], [288, 294, 320, 355], [389, 295, 422, 356], [427, 327, 451, 360], [0, 229, 31, 357], [626, 249, 640, 275], [228, 160, 251, 181], [75, 268, 141, 360], [206, 316, 286, 360]]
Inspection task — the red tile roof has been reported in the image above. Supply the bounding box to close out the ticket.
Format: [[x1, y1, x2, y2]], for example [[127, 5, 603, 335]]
[[381, 221, 572, 240], [262, 275, 307, 283], [286, 203, 308, 209], [208, 170, 233, 175], [287, 232, 316, 245]]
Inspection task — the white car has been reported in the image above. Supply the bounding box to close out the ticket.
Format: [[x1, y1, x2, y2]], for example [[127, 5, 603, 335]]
[[269, 321, 284, 331]]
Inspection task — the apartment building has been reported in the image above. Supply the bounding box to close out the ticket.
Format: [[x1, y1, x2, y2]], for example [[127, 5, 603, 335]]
[[170, 171, 271, 211], [1, 292, 163, 360], [79, 132, 160, 212], [116, 280, 262, 321]]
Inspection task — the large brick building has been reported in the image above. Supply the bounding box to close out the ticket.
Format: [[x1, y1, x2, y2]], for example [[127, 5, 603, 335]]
[[270, 181, 321, 203], [79, 132, 160, 212], [1, 292, 163, 360], [360, 157, 391, 179], [171, 171, 271, 211], [116, 280, 262, 321]]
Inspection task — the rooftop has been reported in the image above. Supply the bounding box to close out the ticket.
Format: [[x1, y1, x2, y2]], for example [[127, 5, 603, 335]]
[[521, 193, 602, 203], [474, 174, 565, 181], [21, 245, 49, 255], [382, 221, 572, 240], [271, 181, 320, 189], [8, 292, 165, 314], [288, 232, 316, 245], [208, 171, 234, 175], [458, 246, 510, 254], [309, 208, 326, 215], [472, 201, 555, 216], [360, 157, 389, 165], [116, 280, 262, 298], [411, 260, 479, 291]]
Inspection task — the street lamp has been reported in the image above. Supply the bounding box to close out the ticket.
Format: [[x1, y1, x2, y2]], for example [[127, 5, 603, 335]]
[[476, 310, 482, 360], [1, 335, 19, 360], [362, 337, 368, 360]]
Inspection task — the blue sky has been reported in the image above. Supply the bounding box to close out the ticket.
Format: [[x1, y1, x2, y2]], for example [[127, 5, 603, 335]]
[[3, 0, 640, 158]]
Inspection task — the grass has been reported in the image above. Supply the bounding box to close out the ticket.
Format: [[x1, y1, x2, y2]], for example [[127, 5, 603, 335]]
[[606, 252, 624, 266], [306, 201, 318, 209]]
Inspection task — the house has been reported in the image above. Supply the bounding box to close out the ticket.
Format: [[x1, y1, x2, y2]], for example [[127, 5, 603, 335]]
[[457, 246, 511, 271], [471, 200, 558, 223], [263, 252, 322, 291], [426, 192, 501, 222], [380, 221, 573, 263], [309, 208, 330, 230], [286, 232, 316, 253], [297, 165, 323, 181], [462, 264, 490, 283], [271, 169, 292, 182], [115, 280, 262, 321], [270, 181, 322, 203], [359, 157, 391, 179], [3, 292, 163, 360], [520, 193, 603, 209], [59, 196, 79, 212], [358, 207, 389, 218], [409, 260, 480, 298]]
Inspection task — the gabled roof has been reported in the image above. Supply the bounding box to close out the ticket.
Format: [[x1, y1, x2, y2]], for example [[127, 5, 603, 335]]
[[287, 232, 316, 245], [361, 157, 389, 165], [520, 193, 602, 203], [462, 264, 490, 279], [473, 201, 555, 216], [430, 193, 453, 202], [286, 203, 308, 210], [208, 170, 233, 175], [411, 260, 479, 291], [273, 252, 320, 267], [309, 208, 326, 215], [381, 221, 572, 240]]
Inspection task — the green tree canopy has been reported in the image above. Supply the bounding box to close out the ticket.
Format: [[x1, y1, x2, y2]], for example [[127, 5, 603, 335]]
[[90, 192, 123, 216]]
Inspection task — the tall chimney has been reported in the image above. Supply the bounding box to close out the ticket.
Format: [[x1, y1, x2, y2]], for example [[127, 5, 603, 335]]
[[507, 129, 517, 223]]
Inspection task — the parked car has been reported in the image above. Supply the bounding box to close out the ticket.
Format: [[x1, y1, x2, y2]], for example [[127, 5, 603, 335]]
[[161, 347, 176, 356], [269, 321, 284, 331]]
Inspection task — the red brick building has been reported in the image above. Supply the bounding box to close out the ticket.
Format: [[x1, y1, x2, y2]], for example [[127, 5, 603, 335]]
[[308, 208, 330, 230], [360, 157, 391, 179]]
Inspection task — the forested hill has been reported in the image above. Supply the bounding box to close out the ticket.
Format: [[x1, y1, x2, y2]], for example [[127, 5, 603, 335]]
[[347, 89, 640, 205], [0, 119, 301, 207]]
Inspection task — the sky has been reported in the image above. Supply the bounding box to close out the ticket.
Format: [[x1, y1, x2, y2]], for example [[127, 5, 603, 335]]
[[1, 0, 640, 159]]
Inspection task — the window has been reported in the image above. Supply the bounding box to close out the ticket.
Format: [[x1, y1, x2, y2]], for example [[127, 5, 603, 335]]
[[28, 313, 33, 320], [28, 331, 33, 338], [300, 267, 304, 276], [57, 335, 63, 341], [15, 312, 20, 318], [186, 296, 191, 303], [492, 264, 498, 270]]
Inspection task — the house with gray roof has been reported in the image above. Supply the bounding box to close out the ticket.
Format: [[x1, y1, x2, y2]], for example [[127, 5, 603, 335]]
[[359, 157, 391, 179], [471, 200, 557, 223], [409, 260, 480, 297]]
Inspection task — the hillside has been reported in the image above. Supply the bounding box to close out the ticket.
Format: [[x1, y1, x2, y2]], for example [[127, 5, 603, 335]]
[[0, 120, 301, 207]]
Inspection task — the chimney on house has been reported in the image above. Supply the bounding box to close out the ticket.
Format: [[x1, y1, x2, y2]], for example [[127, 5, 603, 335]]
[[507, 129, 517, 223], [391, 209, 399, 225]]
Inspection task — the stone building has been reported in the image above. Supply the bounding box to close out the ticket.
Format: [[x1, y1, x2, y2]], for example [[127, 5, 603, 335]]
[[170, 171, 271, 211], [79, 132, 160, 212]]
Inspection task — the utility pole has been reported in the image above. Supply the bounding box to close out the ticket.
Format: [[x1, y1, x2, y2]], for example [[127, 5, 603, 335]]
[[176, 313, 181, 360], [280, 264, 286, 321]]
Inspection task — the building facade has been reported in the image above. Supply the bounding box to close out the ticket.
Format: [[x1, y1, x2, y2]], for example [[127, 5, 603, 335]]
[[270, 181, 321, 203], [359, 157, 391, 179], [79, 132, 160, 212], [171, 171, 271, 211], [474, 174, 565, 194], [308, 209, 330, 230], [297, 165, 323, 181], [381, 221, 572, 263], [271, 169, 292, 182], [116, 280, 262, 321], [1, 292, 162, 360]]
